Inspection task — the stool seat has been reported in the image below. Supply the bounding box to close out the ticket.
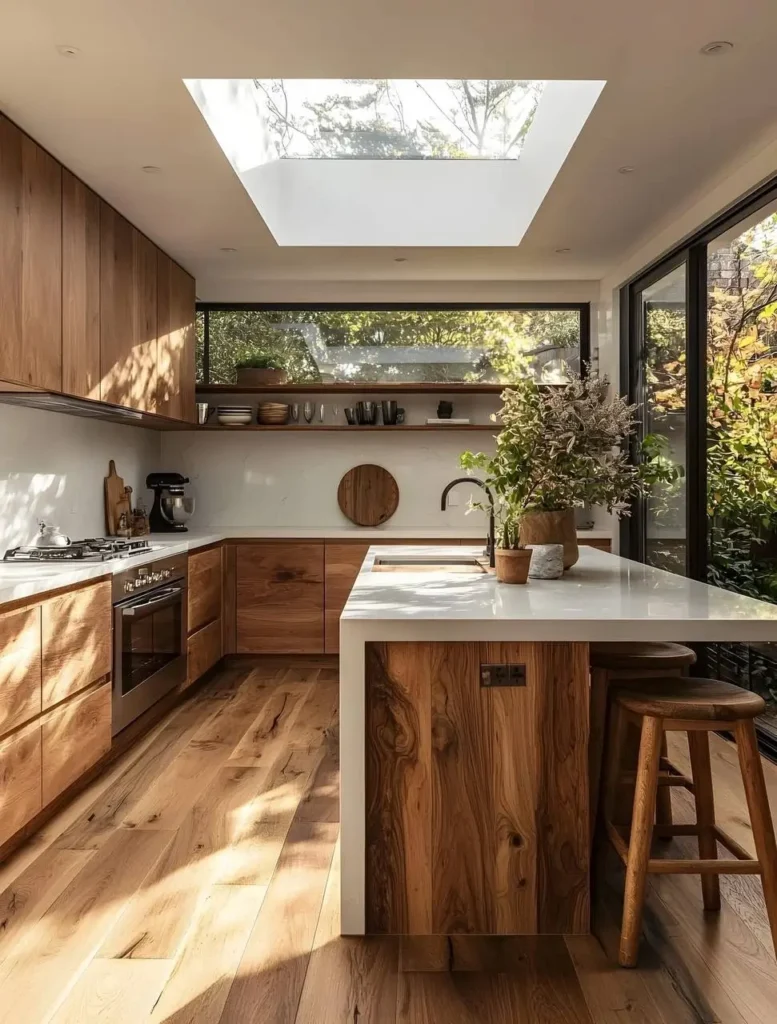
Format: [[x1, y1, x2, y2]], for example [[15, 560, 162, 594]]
[[613, 677, 765, 721], [591, 641, 697, 672]]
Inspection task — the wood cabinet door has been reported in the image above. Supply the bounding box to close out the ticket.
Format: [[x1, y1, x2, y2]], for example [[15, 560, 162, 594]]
[[236, 542, 324, 654], [324, 543, 370, 654], [157, 252, 196, 422], [187, 618, 222, 689], [188, 545, 222, 635], [41, 683, 111, 804], [41, 581, 112, 709], [100, 203, 158, 412], [0, 115, 62, 390], [0, 720, 42, 848], [62, 170, 100, 399], [0, 605, 42, 736]]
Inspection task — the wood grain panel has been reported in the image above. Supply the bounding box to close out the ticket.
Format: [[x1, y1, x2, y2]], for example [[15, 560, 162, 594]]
[[235, 542, 324, 654], [0, 719, 41, 847], [132, 229, 158, 412], [430, 642, 495, 934], [0, 604, 41, 736], [324, 542, 370, 654], [62, 169, 100, 399], [337, 464, 400, 526], [188, 544, 222, 634], [41, 580, 112, 709], [0, 117, 62, 389], [365, 642, 432, 934], [222, 542, 236, 654], [187, 618, 222, 688], [580, 538, 612, 552], [99, 201, 134, 407], [157, 252, 196, 422], [41, 683, 112, 805], [532, 642, 590, 935]]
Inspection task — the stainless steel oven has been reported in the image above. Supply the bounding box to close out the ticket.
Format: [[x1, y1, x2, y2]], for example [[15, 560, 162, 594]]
[[112, 553, 188, 735]]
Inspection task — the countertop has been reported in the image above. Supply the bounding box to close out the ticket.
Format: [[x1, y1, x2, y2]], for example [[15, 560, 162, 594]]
[[0, 528, 610, 607], [340, 544, 777, 643]]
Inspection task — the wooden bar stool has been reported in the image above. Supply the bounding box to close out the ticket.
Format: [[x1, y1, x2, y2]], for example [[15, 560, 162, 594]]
[[601, 676, 777, 967], [589, 641, 697, 840]]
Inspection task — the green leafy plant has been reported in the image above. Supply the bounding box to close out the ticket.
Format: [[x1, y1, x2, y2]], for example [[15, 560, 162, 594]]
[[460, 373, 681, 548], [234, 355, 287, 371]]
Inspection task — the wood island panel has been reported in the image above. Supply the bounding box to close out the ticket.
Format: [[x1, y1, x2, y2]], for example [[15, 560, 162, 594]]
[[41, 581, 112, 709], [365, 640, 589, 936], [235, 542, 324, 654], [0, 604, 42, 736]]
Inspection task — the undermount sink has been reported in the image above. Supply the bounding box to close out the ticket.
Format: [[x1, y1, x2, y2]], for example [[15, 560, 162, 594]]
[[372, 555, 487, 574]]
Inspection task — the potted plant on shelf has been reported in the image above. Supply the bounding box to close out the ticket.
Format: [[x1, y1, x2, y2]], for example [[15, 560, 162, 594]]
[[234, 355, 289, 387], [461, 372, 680, 575]]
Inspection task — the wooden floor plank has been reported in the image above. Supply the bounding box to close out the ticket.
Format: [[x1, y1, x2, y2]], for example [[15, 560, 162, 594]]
[[218, 820, 338, 1024], [49, 959, 172, 1024], [295, 839, 398, 1024], [149, 885, 266, 1024], [288, 675, 338, 753], [227, 682, 311, 769], [0, 829, 174, 1024]]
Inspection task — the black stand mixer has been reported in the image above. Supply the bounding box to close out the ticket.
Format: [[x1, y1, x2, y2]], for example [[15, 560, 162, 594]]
[[146, 473, 195, 532]]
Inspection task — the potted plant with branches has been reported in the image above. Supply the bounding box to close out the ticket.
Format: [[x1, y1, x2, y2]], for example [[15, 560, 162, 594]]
[[235, 355, 289, 387], [461, 372, 680, 579]]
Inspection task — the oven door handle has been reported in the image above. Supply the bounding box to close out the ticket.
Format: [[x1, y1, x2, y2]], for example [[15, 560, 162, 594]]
[[121, 586, 184, 616]]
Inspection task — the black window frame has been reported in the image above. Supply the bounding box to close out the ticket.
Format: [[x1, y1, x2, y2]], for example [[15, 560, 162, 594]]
[[195, 301, 591, 388]]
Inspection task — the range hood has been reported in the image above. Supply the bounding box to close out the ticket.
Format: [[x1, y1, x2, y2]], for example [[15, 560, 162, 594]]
[[0, 382, 182, 430]]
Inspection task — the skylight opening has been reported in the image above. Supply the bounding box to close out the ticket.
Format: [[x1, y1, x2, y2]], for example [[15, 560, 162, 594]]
[[252, 79, 546, 160]]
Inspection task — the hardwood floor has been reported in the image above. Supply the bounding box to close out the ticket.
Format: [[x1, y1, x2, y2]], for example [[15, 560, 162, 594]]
[[1, 659, 777, 1022]]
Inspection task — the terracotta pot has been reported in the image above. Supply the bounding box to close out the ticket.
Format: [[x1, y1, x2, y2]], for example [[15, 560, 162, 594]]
[[495, 547, 532, 584], [235, 367, 288, 387], [519, 509, 579, 569]]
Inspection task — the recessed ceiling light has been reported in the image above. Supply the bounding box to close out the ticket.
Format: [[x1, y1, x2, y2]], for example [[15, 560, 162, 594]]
[[394, 257, 408, 263], [56, 44, 80, 58], [554, 247, 571, 254], [220, 247, 237, 252], [141, 165, 162, 174], [617, 165, 635, 174], [700, 40, 734, 56]]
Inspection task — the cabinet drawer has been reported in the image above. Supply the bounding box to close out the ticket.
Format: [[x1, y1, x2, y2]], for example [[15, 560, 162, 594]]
[[187, 618, 222, 689], [0, 605, 42, 736], [188, 546, 222, 634], [0, 720, 42, 847], [324, 543, 370, 655], [41, 580, 112, 709], [41, 683, 111, 805]]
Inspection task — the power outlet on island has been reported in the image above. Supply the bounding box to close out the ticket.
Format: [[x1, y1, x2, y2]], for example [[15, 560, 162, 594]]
[[480, 664, 527, 687]]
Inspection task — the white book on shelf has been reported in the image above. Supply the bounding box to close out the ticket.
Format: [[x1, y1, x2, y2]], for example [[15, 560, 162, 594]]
[[425, 417, 472, 425]]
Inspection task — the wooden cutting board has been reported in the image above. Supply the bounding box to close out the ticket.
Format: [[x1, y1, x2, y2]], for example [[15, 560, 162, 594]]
[[104, 460, 132, 536], [337, 464, 399, 527]]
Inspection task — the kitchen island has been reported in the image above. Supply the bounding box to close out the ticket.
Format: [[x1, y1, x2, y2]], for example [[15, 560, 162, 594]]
[[339, 544, 777, 936]]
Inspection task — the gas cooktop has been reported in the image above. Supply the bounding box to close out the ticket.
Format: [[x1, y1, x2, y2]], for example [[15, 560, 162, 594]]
[[3, 537, 154, 562]]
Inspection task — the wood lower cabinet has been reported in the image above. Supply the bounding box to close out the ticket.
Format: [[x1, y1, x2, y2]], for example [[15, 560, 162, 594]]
[[0, 114, 62, 390], [236, 542, 324, 654], [0, 605, 42, 735], [158, 252, 196, 422], [41, 682, 111, 804], [187, 618, 222, 688], [41, 581, 112, 709], [62, 169, 100, 399], [0, 719, 42, 848], [580, 538, 612, 552], [188, 546, 222, 635], [325, 544, 371, 654]]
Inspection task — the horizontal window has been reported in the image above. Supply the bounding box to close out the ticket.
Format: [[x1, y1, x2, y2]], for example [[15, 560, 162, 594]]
[[196, 305, 587, 387]]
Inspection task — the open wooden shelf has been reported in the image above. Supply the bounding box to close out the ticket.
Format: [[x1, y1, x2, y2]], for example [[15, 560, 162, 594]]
[[187, 423, 501, 432], [196, 382, 508, 395]]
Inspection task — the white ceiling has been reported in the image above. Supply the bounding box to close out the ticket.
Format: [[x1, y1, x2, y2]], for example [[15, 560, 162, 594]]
[[1, 0, 776, 298]]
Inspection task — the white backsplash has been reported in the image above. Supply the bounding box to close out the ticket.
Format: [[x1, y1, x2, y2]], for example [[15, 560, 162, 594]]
[[0, 404, 160, 552]]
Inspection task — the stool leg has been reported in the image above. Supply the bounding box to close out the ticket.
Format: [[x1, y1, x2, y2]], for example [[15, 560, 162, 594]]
[[602, 702, 627, 828], [656, 733, 674, 835], [735, 720, 777, 957], [687, 731, 721, 911], [620, 715, 663, 968]]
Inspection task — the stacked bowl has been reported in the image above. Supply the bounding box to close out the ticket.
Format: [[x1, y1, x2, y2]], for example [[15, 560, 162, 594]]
[[217, 405, 252, 426], [257, 402, 290, 425]]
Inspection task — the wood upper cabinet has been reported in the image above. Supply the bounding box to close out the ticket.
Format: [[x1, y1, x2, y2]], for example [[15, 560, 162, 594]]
[[99, 202, 158, 412], [324, 543, 370, 654], [0, 605, 42, 736], [41, 581, 112, 709], [0, 114, 62, 390], [62, 170, 100, 400], [158, 251, 196, 422], [188, 546, 222, 635], [236, 542, 324, 654]]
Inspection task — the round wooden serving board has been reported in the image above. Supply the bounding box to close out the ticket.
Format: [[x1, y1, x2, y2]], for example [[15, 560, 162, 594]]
[[337, 464, 400, 527]]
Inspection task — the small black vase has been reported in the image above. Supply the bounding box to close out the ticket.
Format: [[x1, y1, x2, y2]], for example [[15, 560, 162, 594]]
[[437, 400, 453, 419]]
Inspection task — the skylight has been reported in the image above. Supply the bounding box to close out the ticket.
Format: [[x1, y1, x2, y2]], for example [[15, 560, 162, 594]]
[[184, 77, 606, 247], [252, 79, 545, 161]]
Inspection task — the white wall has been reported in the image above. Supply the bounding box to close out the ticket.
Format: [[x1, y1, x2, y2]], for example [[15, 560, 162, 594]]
[[0, 405, 160, 552]]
